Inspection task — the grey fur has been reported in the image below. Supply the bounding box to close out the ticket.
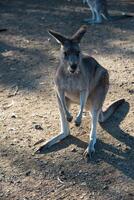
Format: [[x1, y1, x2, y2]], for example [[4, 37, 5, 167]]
[[83, 0, 132, 24], [43, 26, 124, 158], [83, 0, 109, 23]]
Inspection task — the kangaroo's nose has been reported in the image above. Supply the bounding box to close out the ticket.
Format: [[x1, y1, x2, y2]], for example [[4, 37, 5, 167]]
[[71, 64, 77, 70]]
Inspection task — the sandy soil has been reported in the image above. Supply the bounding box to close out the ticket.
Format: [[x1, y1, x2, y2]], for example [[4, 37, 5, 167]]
[[0, 0, 134, 199]]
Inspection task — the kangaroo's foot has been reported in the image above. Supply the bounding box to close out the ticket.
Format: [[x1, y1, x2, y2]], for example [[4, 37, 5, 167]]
[[75, 115, 82, 126], [83, 138, 96, 159], [66, 113, 73, 122], [35, 131, 70, 153]]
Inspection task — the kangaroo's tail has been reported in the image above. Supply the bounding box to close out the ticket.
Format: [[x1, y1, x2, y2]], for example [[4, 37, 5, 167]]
[[98, 99, 125, 123]]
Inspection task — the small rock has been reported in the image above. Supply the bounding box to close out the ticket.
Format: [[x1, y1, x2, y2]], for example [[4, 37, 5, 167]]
[[34, 124, 43, 130], [32, 121, 36, 124], [0, 193, 4, 197], [81, 182, 86, 186], [71, 148, 77, 152], [59, 170, 65, 176], [119, 83, 124, 87], [25, 170, 31, 176], [11, 113, 17, 118], [125, 147, 131, 153], [128, 193, 134, 197], [117, 143, 121, 147], [9, 128, 16, 131], [103, 185, 109, 190], [128, 89, 134, 95]]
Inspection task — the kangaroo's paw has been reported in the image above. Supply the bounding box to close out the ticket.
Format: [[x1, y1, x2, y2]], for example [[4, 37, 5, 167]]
[[75, 116, 82, 127], [83, 139, 96, 159], [66, 113, 73, 122], [35, 132, 69, 153]]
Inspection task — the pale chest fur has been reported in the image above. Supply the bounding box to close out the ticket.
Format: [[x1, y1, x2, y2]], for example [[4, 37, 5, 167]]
[[55, 70, 89, 93]]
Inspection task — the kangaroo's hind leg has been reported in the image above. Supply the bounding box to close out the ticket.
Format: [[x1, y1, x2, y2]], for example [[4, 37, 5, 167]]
[[84, 6, 96, 23], [84, 107, 100, 158], [94, 9, 103, 23], [84, 78, 109, 158], [38, 95, 71, 151]]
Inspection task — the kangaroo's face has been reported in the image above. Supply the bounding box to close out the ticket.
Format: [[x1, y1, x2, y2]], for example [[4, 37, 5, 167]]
[[48, 26, 87, 74], [62, 40, 80, 73]]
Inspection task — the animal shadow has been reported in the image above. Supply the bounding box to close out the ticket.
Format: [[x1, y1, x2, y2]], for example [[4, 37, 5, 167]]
[[100, 100, 133, 148], [36, 101, 133, 161]]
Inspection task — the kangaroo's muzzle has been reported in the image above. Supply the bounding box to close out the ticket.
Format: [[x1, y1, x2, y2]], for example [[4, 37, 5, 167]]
[[70, 64, 77, 73]]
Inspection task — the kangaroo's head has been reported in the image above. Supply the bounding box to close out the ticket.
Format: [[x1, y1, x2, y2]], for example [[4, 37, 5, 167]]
[[48, 25, 87, 74]]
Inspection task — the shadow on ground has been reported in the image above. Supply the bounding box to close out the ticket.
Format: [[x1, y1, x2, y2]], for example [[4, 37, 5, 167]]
[[36, 101, 134, 179]]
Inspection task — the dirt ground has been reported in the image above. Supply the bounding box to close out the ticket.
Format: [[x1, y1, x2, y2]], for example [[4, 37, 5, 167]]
[[0, 0, 134, 199]]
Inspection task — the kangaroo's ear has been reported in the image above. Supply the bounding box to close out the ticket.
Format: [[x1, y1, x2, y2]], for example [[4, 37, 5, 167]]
[[48, 30, 67, 45], [71, 25, 87, 43]]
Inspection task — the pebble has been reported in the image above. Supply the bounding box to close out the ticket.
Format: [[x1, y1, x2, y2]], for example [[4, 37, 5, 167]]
[[11, 113, 17, 118], [102, 185, 109, 190], [34, 124, 43, 130], [117, 143, 122, 147], [59, 170, 65, 176], [0, 193, 4, 197], [71, 148, 77, 152], [128, 89, 134, 94], [25, 170, 31, 176], [81, 182, 87, 186]]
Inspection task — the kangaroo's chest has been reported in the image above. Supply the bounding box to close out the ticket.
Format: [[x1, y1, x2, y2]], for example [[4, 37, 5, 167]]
[[55, 72, 88, 92], [55, 71, 90, 104]]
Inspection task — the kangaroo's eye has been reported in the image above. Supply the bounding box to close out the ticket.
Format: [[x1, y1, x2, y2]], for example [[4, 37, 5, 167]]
[[64, 52, 68, 57]]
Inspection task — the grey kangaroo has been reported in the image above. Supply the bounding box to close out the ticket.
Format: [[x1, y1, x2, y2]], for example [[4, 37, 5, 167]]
[[83, 0, 132, 24], [42, 26, 124, 158]]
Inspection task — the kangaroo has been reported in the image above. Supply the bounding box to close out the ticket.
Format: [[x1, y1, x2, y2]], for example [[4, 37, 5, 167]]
[[40, 26, 124, 158], [83, 0, 132, 24]]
